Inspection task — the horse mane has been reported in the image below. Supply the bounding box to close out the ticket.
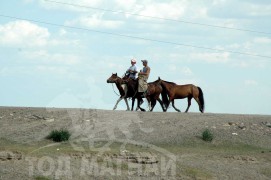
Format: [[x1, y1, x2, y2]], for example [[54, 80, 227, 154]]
[[149, 80, 159, 84], [162, 80, 177, 85]]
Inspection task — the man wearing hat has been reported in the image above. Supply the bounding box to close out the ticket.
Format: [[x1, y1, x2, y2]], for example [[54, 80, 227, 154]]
[[126, 59, 138, 80], [138, 60, 151, 96]]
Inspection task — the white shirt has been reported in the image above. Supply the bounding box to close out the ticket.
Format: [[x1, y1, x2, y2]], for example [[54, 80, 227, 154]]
[[127, 65, 138, 79]]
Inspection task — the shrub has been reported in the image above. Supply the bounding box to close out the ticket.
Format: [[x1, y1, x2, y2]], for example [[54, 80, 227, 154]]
[[202, 129, 214, 142], [47, 129, 71, 142]]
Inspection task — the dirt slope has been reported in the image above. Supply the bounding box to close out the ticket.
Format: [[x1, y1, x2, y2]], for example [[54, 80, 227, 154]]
[[0, 106, 271, 180]]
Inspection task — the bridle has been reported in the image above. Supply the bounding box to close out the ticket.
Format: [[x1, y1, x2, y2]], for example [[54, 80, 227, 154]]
[[109, 76, 122, 97], [110, 75, 138, 99]]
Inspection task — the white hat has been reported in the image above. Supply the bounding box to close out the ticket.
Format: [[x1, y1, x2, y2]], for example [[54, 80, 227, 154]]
[[131, 59, 136, 63]]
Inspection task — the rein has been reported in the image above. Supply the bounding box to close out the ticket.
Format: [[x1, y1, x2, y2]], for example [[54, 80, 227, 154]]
[[111, 76, 138, 99], [111, 83, 120, 96]]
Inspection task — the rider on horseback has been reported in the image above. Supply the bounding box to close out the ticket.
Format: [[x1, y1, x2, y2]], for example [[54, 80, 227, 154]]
[[126, 59, 138, 80], [138, 60, 151, 97]]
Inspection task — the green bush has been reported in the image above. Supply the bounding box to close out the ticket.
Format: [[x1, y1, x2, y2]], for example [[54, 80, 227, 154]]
[[47, 129, 71, 142], [202, 129, 214, 142]]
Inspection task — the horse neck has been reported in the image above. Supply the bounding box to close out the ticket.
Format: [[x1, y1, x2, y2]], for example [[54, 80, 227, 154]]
[[114, 79, 125, 96], [162, 81, 175, 91]]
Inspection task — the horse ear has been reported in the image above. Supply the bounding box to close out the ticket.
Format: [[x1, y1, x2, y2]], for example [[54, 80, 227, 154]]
[[116, 73, 117, 76], [158, 76, 161, 80]]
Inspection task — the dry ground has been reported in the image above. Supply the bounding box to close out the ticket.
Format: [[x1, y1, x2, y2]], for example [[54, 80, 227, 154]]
[[0, 106, 271, 180]]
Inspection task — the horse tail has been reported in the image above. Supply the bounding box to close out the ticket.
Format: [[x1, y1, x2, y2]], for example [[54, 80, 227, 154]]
[[197, 87, 205, 113], [160, 84, 170, 109]]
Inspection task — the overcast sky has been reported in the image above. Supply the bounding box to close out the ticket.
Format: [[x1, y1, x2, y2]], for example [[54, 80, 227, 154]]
[[0, 0, 271, 114]]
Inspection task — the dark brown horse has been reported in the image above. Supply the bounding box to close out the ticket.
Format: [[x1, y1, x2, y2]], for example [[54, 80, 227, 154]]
[[159, 78, 205, 113], [122, 76, 166, 112], [120, 75, 145, 111], [107, 73, 146, 111], [147, 78, 168, 112], [107, 73, 130, 110]]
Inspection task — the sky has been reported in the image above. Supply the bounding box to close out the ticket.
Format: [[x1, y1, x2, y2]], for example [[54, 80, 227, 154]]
[[0, 0, 271, 115]]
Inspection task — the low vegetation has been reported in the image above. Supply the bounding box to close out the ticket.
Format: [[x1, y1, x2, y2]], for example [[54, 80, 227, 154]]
[[47, 129, 71, 142], [34, 176, 51, 180], [202, 129, 214, 142]]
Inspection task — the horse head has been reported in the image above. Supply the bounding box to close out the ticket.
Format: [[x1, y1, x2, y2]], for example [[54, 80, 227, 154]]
[[152, 76, 162, 84], [107, 73, 120, 83]]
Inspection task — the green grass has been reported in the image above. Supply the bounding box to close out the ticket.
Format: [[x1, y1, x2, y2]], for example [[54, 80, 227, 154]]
[[34, 176, 51, 180], [46, 129, 71, 142], [1, 138, 271, 179], [261, 168, 271, 178], [157, 140, 271, 156], [1, 137, 269, 158], [182, 166, 213, 179]]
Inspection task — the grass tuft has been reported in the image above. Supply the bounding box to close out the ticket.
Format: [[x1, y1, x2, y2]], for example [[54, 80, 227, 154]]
[[47, 129, 71, 142], [202, 129, 214, 142]]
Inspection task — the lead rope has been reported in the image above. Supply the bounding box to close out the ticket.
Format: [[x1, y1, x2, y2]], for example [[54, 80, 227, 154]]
[[112, 84, 120, 96]]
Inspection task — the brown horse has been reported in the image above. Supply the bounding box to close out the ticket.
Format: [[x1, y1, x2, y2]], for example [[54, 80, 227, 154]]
[[107, 73, 130, 111], [107, 73, 146, 111], [120, 75, 145, 111], [147, 78, 168, 112], [159, 78, 205, 113], [122, 76, 166, 112]]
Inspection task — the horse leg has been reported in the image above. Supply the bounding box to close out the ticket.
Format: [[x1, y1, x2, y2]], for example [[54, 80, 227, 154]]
[[146, 96, 152, 111], [124, 98, 130, 111], [136, 96, 140, 111], [149, 101, 152, 111], [157, 97, 166, 112], [164, 96, 173, 112], [150, 99, 156, 112], [172, 100, 181, 112], [113, 97, 123, 110], [137, 96, 146, 112], [164, 103, 169, 112], [131, 98, 135, 111], [185, 96, 192, 113]]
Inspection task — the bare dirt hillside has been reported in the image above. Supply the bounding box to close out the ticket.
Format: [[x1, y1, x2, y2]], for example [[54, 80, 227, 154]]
[[0, 106, 271, 180]]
